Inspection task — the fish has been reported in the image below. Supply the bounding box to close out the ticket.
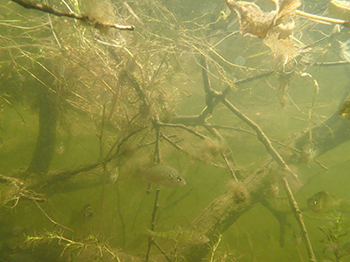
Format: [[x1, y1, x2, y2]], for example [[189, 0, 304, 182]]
[[307, 191, 335, 213], [82, 204, 94, 219], [301, 142, 317, 164], [147, 228, 209, 245], [70, 204, 94, 225], [142, 164, 186, 187], [306, 191, 350, 213]]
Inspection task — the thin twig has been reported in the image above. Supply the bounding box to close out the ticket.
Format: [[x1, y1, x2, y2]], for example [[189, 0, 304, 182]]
[[153, 239, 173, 262], [145, 189, 161, 262], [204, 124, 300, 153], [153, 119, 161, 164], [281, 177, 317, 262], [210, 234, 222, 262], [200, 56, 214, 113], [161, 134, 186, 152], [34, 200, 73, 232], [221, 152, 238, 181], [314, 159, 328, 170], [98, 105, 106, 158], [46, 12, 61, 47], [108, 126, 148, 158], [220, 97, 317, 262], [296, 10, 350, 28], [221, 98, 302, 185], [160, 122, 207, 140]]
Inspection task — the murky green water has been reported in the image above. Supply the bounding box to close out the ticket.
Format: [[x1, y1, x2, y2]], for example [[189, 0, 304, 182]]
[[1, 0, 350, 261]]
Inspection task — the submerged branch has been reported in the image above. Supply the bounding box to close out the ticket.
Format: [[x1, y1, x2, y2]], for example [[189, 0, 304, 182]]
[[221, 98, 301, 185], [282, 177, 316, 262], [296, 9, 350, 28], [145, 189, 161, 262], [159, 122, 207, 140], [11, 0, 135, 31], [220, 97, 316, 261], [27, 89, 58, 175], [200, 56, 214, 114], [0, 174, 46, 207]]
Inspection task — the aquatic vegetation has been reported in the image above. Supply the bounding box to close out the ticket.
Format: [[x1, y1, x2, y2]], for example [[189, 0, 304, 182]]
[[228, 180, 249, 204], [318, 213, 350, 262], [198, 138, 227, 164], [25, 232, 123, 262]]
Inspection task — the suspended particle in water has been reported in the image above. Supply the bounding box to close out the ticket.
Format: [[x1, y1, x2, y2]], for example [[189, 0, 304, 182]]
[[234, 56, 246, 66]]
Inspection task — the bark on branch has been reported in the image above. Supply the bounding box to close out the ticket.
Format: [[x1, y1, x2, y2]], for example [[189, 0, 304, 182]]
[[11, 0, 135, 31]]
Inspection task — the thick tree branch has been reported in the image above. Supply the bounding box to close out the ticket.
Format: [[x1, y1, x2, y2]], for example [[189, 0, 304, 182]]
[[11, 0, 134, 31]]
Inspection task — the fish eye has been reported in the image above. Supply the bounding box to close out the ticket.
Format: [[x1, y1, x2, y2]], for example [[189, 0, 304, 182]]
[[177, 177, 182, 182], [314, 200, 318, 206]]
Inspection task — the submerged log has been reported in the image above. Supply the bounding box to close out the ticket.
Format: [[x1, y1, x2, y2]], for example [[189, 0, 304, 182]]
[[27, 89, 58, 175], [181, 88, 350, 261], [182, 161, 274, 261], [294, 109, 350, 157]]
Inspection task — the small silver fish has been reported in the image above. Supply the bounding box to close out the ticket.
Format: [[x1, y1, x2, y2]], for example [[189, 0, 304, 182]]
[[142, 164, 186, 187]]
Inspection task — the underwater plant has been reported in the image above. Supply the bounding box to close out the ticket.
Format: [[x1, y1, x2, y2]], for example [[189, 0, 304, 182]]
[[318, 213, 350, 262]]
